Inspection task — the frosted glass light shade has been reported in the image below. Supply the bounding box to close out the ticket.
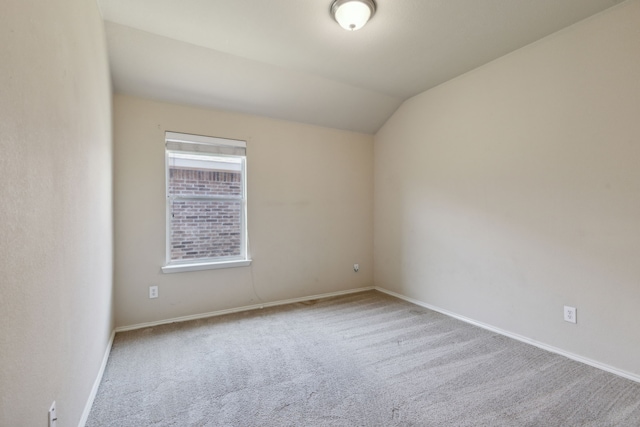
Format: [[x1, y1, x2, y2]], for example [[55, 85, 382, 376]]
[[331, 0, 376, 31]]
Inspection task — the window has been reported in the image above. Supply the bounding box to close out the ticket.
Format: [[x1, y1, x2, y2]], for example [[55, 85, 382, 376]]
[[162, 132, 250, 273]]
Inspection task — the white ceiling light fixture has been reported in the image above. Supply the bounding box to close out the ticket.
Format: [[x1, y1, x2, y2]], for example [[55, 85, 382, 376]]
[[330, 0, 376, 31]]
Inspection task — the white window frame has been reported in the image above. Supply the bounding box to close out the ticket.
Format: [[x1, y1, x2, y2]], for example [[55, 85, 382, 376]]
[[161, 132, 251, 273]]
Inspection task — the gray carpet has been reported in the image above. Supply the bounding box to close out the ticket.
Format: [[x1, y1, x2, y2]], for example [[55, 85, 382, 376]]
[[86, 291, 640, 426]]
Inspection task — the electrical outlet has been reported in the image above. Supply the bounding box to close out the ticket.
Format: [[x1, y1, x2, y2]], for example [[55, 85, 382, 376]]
[[49, 401, 57, 427], [353, 264, 359, 272], [564, 306, 577, 323], [149, 285, 159, 299]]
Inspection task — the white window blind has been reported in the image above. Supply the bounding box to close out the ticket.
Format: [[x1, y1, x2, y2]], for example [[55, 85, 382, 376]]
[[165, 131, 246, 156]]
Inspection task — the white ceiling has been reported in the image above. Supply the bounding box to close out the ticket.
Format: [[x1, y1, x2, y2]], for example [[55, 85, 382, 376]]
[[98, 0, 625, 134]]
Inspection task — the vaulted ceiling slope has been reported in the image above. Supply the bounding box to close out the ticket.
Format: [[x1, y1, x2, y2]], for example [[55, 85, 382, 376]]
[[98, 0, 625, 134]]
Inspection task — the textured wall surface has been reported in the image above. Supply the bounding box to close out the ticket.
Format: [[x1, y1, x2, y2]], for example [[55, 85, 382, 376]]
[[113, 95, 373, 328], [0, 0, 114, 425], [374, 1, 640, 377]]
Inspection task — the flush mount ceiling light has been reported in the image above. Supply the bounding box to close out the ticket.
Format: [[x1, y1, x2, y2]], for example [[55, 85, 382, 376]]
[[330, 0, 376, 31]]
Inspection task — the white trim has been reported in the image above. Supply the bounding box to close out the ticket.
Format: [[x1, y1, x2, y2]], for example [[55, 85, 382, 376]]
[[78, 330, 115, 427], [115, 287, 374, 333], [240, 156, 248, 263], [374, 287, 640, 384], [165, 149, 171, 265], [162, 259, 252, 273]]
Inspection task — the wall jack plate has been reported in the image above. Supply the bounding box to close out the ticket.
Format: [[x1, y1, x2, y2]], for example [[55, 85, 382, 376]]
[[49, 401, 57, 427], [564, 306, 577, 324]]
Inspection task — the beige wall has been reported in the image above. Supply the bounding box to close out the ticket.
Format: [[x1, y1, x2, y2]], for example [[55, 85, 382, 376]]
[[0, 0, 114, 425], [374, 1, 640, 376], [113, 95, 373, 327]]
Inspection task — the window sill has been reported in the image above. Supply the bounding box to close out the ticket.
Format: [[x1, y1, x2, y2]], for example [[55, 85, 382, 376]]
[[161, 259, 252, 274]]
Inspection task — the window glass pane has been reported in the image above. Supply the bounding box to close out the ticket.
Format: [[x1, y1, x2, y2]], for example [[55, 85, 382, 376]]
[[168, 152, 243, 198], [170, 199, 242, 261]]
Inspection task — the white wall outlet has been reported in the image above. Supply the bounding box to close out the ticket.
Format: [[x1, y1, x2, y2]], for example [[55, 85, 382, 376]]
[[49, 401, 57, 427], [564, 305, 577, 323], [353, 264, 359, 272], [149, 285, 159, 299]]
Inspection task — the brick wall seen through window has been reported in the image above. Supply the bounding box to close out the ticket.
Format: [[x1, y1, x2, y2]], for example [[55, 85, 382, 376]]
[[169, 166, 242, 261]]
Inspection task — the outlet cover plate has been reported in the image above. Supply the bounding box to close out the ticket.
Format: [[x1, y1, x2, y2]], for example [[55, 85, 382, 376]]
[[149, 285, 159, 299], [564, 306, 577, 323], [49, 401, 57, 427]]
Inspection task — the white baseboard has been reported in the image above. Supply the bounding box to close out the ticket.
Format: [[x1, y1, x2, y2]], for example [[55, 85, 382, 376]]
[[115, 286, 375, 333], [78, 329, 116, 427], [375, 286, 640, 384]]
